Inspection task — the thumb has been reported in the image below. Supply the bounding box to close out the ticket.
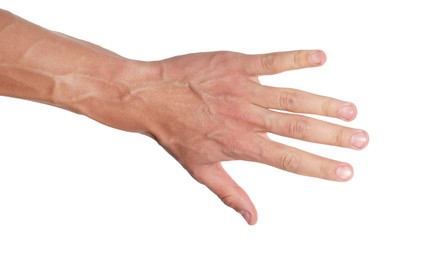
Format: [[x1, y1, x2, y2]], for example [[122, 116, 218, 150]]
[[192, 163, 257, 225]]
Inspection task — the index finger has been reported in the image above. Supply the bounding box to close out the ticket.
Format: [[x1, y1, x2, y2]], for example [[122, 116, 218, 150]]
[[243, 50, 326, 76]]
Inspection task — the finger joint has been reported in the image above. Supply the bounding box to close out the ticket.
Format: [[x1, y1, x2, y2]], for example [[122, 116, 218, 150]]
[[260, 55, 278, 74], [279, 151, 300, 172], [287, 119, 307, 139], [291, 50, 304, 69], [331, 128, 344, 146], [278, 92, 296, 111], [320, 98, 333, 116], [220, 194, 236, 208], [319, 162, 334, 180]]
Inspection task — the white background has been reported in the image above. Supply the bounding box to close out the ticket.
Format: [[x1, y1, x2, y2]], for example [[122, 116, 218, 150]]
[[1, 0, 424, 259]]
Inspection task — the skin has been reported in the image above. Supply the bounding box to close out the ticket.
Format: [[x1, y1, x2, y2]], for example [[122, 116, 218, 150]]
[[0, 9, 368, 225]]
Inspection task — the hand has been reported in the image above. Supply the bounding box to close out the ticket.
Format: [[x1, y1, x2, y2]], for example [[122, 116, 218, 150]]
[[0, 11, 368, 225], [85, 50, 369, 225]]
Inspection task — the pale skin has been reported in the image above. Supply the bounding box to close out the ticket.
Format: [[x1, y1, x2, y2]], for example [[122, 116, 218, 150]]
[[0, 9, 368, 225]]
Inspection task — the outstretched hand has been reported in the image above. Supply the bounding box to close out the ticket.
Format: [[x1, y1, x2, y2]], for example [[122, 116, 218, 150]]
[[95, 50, 368, 225], [0, 11, 368, 225]]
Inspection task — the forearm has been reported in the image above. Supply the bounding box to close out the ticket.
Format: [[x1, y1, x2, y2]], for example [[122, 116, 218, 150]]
[[0, 9, 157, 131]]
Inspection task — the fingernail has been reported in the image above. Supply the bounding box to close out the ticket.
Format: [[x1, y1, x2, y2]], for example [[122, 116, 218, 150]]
[[239, 210, 251, 224], [309, 51, 324, 65], [351, 131, 369, 150], [336, 165, 353, 181], [338, 104, 356, 121]]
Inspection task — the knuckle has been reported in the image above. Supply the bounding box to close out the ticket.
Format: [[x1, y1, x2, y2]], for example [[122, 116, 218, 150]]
[[226, 138, 242, 153], [287, 119, 307, 139], [230, 140, 253, 160], [331, 128, 345, 146], [220, 194, 236, 208], [320, 98, 332, 115], [292, 50, 304, 68], [278, 92, 296, 111], [279, 151, 300, 172], [319, 162, 334, 180], [260, 54, 278, 73], [209, 51, 240, 72], [219, 190, 241, 209], [224, 137, 248, 158]]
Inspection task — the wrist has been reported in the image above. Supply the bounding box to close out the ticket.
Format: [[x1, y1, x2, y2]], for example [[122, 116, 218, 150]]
[[57, 58, 162, 134]]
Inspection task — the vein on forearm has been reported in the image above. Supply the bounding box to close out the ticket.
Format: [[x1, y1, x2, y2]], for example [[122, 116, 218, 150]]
[[0, 64, 55, 102], [0, 9, 133, 113]]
